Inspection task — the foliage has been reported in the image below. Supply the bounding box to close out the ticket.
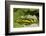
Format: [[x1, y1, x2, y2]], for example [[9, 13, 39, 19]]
[[13, 8, 39, 28]]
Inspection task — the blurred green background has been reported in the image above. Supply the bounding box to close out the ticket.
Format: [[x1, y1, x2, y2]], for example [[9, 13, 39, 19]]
[[13, 8, 39, 28]]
